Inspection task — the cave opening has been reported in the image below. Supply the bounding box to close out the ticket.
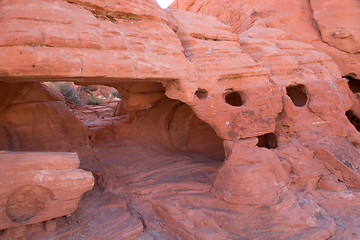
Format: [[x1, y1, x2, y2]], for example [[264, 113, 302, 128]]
[[225, 92, 244, 106], [45, 82, 121, 106], [0, 80, 225, 237], [344, 76, 360, 93], [45, 81, 225, 163], [110, 82, 225, 162], [44, 82, 121, 127], [286, 84, 308, 107], [346, 110, 360, 132], [256, 133, 278, 149]]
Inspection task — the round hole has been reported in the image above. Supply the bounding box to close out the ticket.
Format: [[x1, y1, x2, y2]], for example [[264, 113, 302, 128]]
[[195, 88, 208, 100], [256, 133, 277, 149], [225, 92, 243, 106], [286, 84, 308, 107]]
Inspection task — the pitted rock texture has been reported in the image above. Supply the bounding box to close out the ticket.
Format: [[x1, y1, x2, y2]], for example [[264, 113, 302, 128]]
[[1, 0, 360, 239]]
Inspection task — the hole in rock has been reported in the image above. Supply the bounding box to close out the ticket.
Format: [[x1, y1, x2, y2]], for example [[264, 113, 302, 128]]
[[1, 79, 225, 230], [46, 81, 225, 162], [195, 88, 208, 100], [225, 92, 243, 106], [346, 110, 360, 132], [286, 84, 308, 107], [44, 82, 121, 126], [344, 76, 360, 93], [256, 133, 278, 149]]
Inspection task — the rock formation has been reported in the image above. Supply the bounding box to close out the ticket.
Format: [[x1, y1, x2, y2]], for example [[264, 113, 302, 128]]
[[171, 0, 360, 78], [0, 0, 360, 239], [0, 151, 94, 230]]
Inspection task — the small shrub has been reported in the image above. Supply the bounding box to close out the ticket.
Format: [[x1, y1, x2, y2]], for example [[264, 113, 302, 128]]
[[57, 82, 81, 105], [111, 90, 121, 99], [45, 82, 81, 105], [80, 85, 90, 93], [87, 95, 100, 105]]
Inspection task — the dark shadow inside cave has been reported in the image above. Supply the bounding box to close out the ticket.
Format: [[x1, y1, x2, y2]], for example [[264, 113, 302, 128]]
[[286, 84, 308, 107], [225, 91, 244, 106], [256, 133, 278, 149], [344, 76, 360, 93], [346, 110, 360, 132]]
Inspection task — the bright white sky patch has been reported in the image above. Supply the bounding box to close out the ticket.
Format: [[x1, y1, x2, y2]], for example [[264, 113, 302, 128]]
[[156, 0, 174, 8]]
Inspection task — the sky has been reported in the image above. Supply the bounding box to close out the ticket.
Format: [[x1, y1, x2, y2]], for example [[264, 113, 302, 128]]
[[156, 0, 174, 8]]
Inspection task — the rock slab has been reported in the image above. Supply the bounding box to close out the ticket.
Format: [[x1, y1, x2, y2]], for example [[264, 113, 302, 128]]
[[0, 151, 94, 230]]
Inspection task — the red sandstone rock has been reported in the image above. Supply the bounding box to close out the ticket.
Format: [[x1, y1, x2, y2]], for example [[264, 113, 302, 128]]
[[171, 0, 360, 78], [0, 82, 96, 167], [310, 0, 360, 55], [0, 0, 192, 96], [0, 151, 94, 230], [166, 9, 282, 140], [44, 219, 57, 232], [0, 0, 360, 239]]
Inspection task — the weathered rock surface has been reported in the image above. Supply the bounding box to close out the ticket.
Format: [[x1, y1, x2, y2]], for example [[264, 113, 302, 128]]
[[0, 82, 96, 168], [171, 0, 360, 78], [0, 0, 193, 102], [0, 151, 94, 230], [1, 0, 360, 239]]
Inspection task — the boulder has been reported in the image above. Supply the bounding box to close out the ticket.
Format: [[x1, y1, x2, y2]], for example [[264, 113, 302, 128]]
[[0, 151, 94, 230]]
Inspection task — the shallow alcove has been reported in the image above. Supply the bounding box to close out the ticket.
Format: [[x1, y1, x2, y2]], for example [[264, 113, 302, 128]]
[[286, 84, 308, 107], [117, 85, 225, 162], [225, 92, 244, 106], [344, 76, 360, 93], [256, 133, 278, 149], [346, 110, 360, 132], [195, 88, 208, 100], [165, 101, 225, 160]]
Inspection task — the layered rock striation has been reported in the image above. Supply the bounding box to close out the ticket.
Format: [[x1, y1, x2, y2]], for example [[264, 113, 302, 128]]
[[171, 0, 360, 79], [1, 0, 360, 239]]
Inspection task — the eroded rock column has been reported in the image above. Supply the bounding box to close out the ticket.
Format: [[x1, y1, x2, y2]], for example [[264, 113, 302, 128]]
[[166, 9, 286, 206]]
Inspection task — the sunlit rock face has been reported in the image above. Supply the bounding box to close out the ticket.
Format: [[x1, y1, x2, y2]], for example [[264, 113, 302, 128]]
[[1, 0, 360, 239], [171, 0, 360, 79]]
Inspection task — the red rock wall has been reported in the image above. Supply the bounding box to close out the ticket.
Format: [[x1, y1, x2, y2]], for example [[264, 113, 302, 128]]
[[171, 0, 360, 78], [0, 82, 94, 167], [1, 0, 360, 239]]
